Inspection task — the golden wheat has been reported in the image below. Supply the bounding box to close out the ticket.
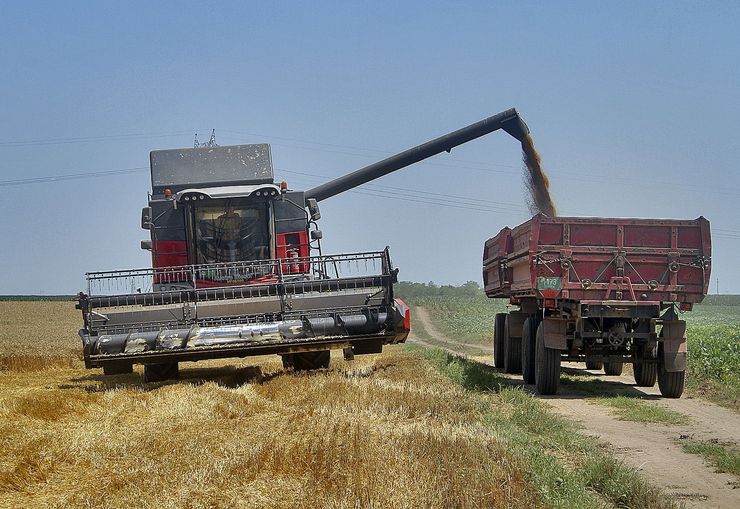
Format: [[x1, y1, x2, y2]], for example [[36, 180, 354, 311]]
[[0, 302, 540, 508]]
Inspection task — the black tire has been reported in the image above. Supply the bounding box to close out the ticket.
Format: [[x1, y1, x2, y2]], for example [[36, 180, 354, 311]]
[[632, 348, 657, 387], [493, 313, 507, 368], [283, 350, 331, 371], [585, 360, 603, 371], [603, 361, 624, 376], [657, 344, 685, 398], [521, 317, 538, 384], [658, 366, 685, 398], [503, 315, 522, 374], [535, 322, 560, 395], [103, 363, 133, 376], [143, 362, 179, 382]]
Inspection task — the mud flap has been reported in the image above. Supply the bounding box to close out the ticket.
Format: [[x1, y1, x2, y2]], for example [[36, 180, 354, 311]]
[[661, 320, 687, 372], [543, 317, 568, 350], [507, 311, 527, 339]]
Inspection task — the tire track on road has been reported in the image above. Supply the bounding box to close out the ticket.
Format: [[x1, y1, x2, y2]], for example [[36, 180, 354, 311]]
[[409, 307, 740, 508]]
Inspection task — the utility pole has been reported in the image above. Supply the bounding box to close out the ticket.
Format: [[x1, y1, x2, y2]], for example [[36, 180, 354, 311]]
[[716, 277, 719, 296]]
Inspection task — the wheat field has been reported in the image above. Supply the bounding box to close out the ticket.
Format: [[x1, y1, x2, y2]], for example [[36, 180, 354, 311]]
[[0, 301, 539, 509]]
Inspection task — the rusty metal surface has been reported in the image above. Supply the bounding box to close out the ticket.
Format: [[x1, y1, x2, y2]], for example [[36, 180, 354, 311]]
[[483, 214, 711, 305]]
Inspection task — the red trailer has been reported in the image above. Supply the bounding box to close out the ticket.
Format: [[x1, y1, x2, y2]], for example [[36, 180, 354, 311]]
[[482, 214, 711, 397]]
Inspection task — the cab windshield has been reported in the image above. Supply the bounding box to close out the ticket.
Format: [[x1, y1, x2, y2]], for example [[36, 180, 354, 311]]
[[194, 201, 270, 265]]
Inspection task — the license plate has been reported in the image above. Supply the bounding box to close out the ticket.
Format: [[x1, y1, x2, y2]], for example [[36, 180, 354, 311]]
[[537, 277, 562, 291]]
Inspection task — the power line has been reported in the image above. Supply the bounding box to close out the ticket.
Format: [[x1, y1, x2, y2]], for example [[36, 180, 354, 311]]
[[0, 131, 194, 148], [0, 167, 148, 187], [2, 162, 740, 239]]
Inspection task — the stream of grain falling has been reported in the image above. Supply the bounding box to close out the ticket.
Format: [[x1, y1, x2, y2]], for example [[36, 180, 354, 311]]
[[521, 133, 557, 216]]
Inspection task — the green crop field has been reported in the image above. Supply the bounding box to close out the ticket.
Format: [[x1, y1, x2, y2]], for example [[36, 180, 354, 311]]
[[396, 282, 740, 410]]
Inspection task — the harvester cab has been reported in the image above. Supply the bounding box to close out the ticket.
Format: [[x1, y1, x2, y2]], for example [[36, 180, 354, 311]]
[[77, 108, 530, 381], [142, 144, 322, 289]]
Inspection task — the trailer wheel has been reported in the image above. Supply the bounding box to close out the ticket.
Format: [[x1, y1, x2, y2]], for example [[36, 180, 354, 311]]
[[535, 322, 560, 395], [657, 345, 685, 398], [632, 349, 657, 387], [503, 315, 522, 374], [521, 317, 538, 384], [604, 361, 624, 376], [493, 313, 507, 369], [283, 350, 331, 371], [143, 362, 179, 382], [585, 360, 603, 371], [103, 363, 133, 376]]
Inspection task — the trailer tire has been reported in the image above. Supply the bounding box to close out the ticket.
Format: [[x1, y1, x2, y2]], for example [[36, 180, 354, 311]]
[[103, 363, 133, 376], [632, 349, 657, 387], [585, 360, 603, 371], [521, 317, 538, 384], [493, 313, 507, 369], [503, 315, 522, 374], [604, 361, 624, 376], [143, 362, 179, 382], [535, 322, 560, 395], [283, 350, 331, 371], [657, 345, 685, 398]]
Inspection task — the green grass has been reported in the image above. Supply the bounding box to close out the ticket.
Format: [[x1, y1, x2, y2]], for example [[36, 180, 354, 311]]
[[401, 283, 740, 411], [680, 440, 740, 477], [396, 282, 506, 343], [594, 395, 690, 425], [414, 346, 680, 509], [683, 300, 740, 410]]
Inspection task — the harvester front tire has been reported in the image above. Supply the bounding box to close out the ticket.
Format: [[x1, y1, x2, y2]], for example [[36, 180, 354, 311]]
[[143, 362, 179, 382], [521, 317, 538, 384], [283, 350, 331, 371], [493, 313, 507, 369], [535, 322, 560, 395], [503, 315, 522, 374], [633, 348, 657, 387], [103, 363, 133, 376], [604, 361, 624, 376], [585, 360, 603, 371]]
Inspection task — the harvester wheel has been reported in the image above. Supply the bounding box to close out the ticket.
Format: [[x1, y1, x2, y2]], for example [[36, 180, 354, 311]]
[[283, 350, 331, 371], [521, 317, 538, 384], [585, 360, 603, 371], [632, 348, 657, 387], [603, 361, 624, 376], [657, 345, 685, 398], [535, 322, 560, 395], [503, 315, 522, 374], [103, 363, 133, 376], [143, 362, 179, 382], [493, 313, 507, 369]]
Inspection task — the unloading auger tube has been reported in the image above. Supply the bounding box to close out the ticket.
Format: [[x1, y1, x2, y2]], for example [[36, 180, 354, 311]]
[[305, 108, 529, 202]]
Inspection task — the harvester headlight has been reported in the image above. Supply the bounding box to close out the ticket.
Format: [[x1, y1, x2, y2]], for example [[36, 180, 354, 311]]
[[255, 191, 262, 196], [199, 195, 205, 200]]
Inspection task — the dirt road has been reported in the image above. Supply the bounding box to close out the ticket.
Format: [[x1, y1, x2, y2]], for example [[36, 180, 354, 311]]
[[408, 307, 740, 509]]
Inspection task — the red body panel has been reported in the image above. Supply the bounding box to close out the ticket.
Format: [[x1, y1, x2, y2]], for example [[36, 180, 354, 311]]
[[483, 215, 711, 304], [276, 231, 310, 274]]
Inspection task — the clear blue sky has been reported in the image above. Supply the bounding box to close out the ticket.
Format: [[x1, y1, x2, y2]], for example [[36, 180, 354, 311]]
[[1, 1, 738, 294]]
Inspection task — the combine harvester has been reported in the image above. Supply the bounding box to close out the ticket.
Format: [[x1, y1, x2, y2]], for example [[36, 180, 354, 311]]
[[483, 215, 712, 397], [77, 109, 532, 381]]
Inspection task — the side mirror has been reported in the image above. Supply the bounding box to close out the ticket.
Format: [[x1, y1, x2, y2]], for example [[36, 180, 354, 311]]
[[307, 198, 321, 221], [311, 229, 323, 240], [140, 240, 153, 251], [141, 206, 153, 230]]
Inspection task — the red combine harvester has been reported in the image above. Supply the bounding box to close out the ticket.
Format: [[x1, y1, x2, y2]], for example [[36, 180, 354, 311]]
[[483, 215, 711, 397], [77, 108, 532, 381]]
